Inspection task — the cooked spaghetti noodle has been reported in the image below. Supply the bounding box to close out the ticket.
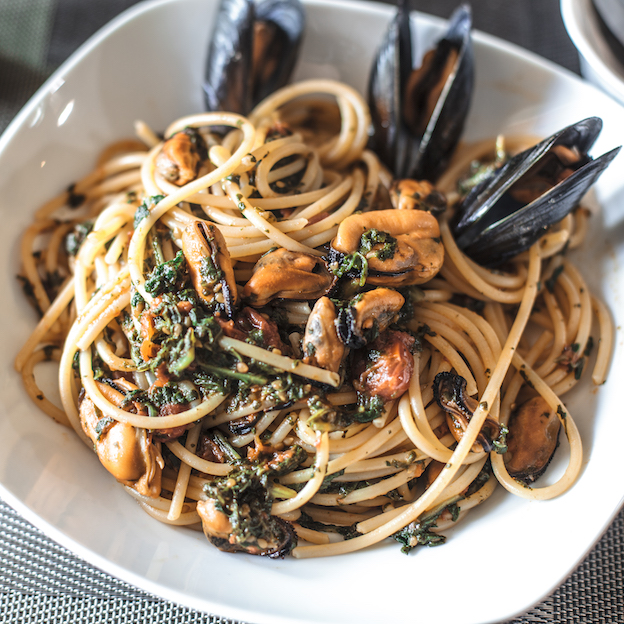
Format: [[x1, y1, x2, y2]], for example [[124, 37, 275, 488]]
[[15, 78, 612, 558]]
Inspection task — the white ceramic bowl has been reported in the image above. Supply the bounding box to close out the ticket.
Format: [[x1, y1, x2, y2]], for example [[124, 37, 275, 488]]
[[2, 1, 624, 623], [561, 0, 624, 103]]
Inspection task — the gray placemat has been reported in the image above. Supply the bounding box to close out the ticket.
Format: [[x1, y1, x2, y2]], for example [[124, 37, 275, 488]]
[[3, 496, 624, 623], [0, 0, 619, 623]]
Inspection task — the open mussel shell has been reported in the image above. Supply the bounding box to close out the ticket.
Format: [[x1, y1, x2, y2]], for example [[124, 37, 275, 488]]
[[451, 117, 621, 267], [368, 2, 473, 182], [404, 4, 473, 182], [204, 0, 304, 115]]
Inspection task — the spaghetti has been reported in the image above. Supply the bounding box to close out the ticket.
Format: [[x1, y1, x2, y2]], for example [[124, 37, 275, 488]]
[[15, 78, 612, 558]]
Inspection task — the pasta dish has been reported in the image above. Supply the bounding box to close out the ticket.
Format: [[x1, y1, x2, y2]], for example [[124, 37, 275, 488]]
[[15, 78, 614, 558]]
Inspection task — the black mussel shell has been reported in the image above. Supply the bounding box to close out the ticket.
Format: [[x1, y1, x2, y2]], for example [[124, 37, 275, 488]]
[[451, 117, 621, 267], [204, 0, 305, 115], [252, 0, 305, 105], [204, 0, 253, 114], [368, 2, 473, 182], [403, 4, 473, 182], [368, 0, 413, 178]]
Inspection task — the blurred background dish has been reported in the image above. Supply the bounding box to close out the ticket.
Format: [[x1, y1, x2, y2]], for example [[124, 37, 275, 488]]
[[593, 0, 624, 58], [561, 0, 624, 102]]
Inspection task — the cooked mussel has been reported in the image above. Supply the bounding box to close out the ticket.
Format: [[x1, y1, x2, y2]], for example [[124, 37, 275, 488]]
[[198, 445, 305, 557], [389, 178, 447, 213], [368, 1, 473, 181], [79, 383, 162, 497], [433, 371, 503, 454], [336, 287, 404, 349], [504, 396, 561, 484], [451, 117, 621, 266], [234, 306, 290, 353], [330, 209, 444, 287], [156, 128, 207, 186], [197, 497, 296, 557], [353, 329, 416, 400], [181, 220, 238, 317], [242, 247, 334, 306], [302, 297, 345, 374], [204, 0, 305, 115]]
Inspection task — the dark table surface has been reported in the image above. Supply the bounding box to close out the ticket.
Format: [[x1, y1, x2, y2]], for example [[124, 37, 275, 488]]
[[1, 1, 622, 623]]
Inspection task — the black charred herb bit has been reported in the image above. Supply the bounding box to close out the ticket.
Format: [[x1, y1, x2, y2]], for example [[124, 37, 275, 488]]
[[584, 336, 594, 357], [556, 341, 591, 381], [449, 293, 486, 313], [411, 323, 437, 352], [202, 445, 306, 557], [317, 469, 346, 493], [66, 183, 86, 208], [269, 155, 306, 194], [465, 460, 493, 497], [42, 270, 65, 300], [545, 265, 564, 293], [397, 285, 425, 325]]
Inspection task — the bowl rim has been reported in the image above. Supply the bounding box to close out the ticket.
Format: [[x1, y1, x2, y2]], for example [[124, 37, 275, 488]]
[[561, 0, 624, 99], [3, 2, 624, 624]]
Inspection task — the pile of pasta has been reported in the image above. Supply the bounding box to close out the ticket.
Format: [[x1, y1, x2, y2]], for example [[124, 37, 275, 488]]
[[15, 79, 613, 558]]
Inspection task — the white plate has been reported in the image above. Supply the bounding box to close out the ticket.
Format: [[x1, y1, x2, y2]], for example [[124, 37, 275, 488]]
[[561, 0, 624, 104], [1, 1, 624, 623]]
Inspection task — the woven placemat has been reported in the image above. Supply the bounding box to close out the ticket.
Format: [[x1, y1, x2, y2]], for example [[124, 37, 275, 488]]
[[0, 0, 618, 623], [3, 497, 624, 623]]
